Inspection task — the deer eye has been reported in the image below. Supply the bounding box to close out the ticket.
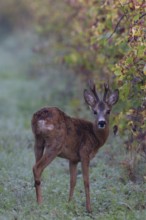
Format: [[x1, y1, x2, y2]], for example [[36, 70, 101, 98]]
[[106, 110, 111, 114]]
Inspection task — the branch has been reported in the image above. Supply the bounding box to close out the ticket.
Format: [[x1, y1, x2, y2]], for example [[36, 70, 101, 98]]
[[107, 14, 126, 40], [134, 12, 146, 25], [107, 12, 146, 40], [139, 12, 146, 20]]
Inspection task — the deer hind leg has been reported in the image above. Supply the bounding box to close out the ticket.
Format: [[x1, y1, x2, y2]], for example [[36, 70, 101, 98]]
[[34, 138, 45, 162], [33, 137, 45, 204], [68, 161, 78, 202], [33, 141, 63, 204]]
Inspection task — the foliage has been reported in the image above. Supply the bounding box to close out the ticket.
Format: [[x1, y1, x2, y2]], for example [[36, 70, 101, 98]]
[[31, 0, 146, 181]]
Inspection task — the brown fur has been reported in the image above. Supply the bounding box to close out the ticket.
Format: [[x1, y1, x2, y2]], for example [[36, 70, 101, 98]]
[[32, 107, 109, 162]]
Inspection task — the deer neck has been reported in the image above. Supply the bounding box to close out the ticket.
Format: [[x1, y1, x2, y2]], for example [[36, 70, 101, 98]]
[[93, 124, 109, 147]]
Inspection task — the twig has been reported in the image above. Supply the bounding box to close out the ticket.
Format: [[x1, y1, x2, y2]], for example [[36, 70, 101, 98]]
[[139, 12, 146, 20], [134, 12, 146, 25], [107, 14, 126, 39], [107, 12, 146, 40]]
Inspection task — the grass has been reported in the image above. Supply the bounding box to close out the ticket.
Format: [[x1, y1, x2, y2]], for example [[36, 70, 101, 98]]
[[0, 29, 146, 220]]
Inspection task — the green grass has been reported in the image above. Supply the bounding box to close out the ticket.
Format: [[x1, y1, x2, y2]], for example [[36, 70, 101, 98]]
[[0, 30, 146, 220]]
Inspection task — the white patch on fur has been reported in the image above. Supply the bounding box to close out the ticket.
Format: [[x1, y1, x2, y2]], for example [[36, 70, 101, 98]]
[[38, 120, 45, 129], [46, 124, 54, 130], [38, 120, 54, 131]]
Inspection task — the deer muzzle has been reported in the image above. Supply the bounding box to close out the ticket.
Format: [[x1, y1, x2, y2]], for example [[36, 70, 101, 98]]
[[98, 120, 106, 129]]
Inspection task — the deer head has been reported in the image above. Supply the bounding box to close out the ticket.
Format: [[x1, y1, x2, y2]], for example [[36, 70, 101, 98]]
[[84, 80, 119, 129]]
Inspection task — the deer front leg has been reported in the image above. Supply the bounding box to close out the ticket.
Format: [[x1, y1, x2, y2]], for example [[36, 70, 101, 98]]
[[81, 158, 92, 213], [68, 161, 78, 201]]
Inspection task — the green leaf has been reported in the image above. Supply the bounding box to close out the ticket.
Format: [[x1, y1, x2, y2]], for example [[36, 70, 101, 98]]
[[126, 57, 133, 65], [133, 14, 139, 21]]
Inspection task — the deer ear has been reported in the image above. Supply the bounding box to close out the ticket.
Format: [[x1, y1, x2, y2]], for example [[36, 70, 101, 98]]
[[108, 89, 119, 106], [84, 89, 97, 107]]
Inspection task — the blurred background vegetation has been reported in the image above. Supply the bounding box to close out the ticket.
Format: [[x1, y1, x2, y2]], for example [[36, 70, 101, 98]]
[[0, 0, 145, 219]]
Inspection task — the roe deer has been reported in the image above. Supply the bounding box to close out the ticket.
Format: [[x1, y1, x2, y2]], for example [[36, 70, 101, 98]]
[[32, 80, 119, 212]]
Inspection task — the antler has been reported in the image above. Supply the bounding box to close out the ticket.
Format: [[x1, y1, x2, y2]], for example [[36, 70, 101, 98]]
[[88, 79, 99, 101], [103, 83, 109, 101]]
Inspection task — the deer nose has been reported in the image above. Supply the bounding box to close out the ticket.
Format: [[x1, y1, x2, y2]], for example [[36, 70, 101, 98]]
[[98, 120, 106, 129]]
